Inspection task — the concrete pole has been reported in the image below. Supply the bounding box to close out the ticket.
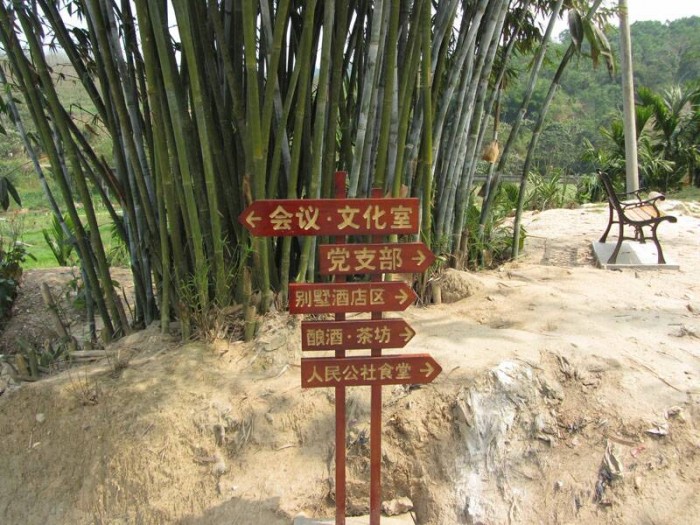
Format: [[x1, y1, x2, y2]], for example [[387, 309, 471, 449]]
[[619, 0, 639, 191]]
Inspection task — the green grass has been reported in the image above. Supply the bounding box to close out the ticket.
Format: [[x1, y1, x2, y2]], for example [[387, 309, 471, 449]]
[[0, 207, 123, 269], [669, 185, 700, 201]]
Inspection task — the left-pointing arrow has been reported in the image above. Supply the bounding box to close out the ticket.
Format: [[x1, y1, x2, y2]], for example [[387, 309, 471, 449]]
[[245, 212, 261, 229]]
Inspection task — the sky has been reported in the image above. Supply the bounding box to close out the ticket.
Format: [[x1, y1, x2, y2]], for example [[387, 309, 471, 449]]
[[550, 1, 699, 38], [624, 0, 700, 24]]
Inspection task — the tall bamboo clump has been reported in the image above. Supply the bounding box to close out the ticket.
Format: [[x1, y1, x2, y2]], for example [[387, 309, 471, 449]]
[[0, 0, 561, 340]]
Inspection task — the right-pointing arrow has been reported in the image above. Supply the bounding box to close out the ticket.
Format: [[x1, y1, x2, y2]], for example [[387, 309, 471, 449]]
[[420, 361, 435, 378], [396, 288, 409, 305], [400, 325, 415, 343], [411, 250, 426, 266]]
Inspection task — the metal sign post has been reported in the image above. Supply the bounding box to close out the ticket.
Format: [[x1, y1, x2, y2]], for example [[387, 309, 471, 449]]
[[239, 172, 441, 524]]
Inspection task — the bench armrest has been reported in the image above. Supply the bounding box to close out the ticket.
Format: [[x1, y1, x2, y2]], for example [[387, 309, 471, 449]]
[[615, 187, 647, 201], [619, 191, 666, 209]]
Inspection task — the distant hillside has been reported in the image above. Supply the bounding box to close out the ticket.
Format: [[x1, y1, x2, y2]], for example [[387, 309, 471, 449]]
[[500, 16, 700, 177]]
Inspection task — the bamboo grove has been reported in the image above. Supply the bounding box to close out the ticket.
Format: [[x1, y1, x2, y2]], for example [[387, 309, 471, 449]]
[[0, 0, 603, 341]]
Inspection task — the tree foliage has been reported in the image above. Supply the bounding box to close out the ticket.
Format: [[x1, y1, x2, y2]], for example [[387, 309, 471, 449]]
[[590, 83, 700, 191]]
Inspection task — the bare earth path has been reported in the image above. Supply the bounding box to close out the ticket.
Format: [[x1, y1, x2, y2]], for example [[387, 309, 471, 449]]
[[0, 201, 698, 524]]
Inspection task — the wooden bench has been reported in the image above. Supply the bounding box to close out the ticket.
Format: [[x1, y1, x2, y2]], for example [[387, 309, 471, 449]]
[[597, 170, 677, 264]]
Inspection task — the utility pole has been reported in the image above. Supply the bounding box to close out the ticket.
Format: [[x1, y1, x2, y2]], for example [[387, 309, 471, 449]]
[[619, 0, 639, 191]]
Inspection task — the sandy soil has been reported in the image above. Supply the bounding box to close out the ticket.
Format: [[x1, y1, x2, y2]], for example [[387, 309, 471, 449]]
[[0, 200, 698, 524]]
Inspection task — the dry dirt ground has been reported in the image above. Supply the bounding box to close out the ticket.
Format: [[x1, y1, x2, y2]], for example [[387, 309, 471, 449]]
[[0, 201, 699, 525]]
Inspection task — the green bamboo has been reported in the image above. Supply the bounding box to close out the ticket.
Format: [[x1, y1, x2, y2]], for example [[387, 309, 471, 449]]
[[86, 0, 157, 240], [279, 0, 317, 300], [260, 0, 291, 178], [85, 0, 156, 326], [0, 5, 118, 336], [133, 0, 184, 330], [36, 0, 108, 121], [296, 0, 334, 283], [419, 0, 433, 249], [146, 0, 209, 310], [0, 65, 71, 257], [172, 0, 228, 307], [479, 0, 565, 230], [451, 0, 509, 249], [22, 7, 130, 334], [348, 1, 385, 197], [240, 0, 274, 311], [392, 0, 425, 197], [370, 1, 399, 191], [1, 0, 586, 336], [40, 0, 155, 325]]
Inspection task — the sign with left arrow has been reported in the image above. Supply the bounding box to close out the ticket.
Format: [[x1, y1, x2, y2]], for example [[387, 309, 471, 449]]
[[301, 319, 416, 351], [289, 282, 417, 314], [238, 198, 419, 237], [301, 354, 442, 388]]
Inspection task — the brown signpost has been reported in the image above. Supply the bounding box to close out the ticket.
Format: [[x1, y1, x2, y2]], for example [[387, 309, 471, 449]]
[[318, 242, 436, 275], [301, 319, 416, 351], [239, 172, 439, 525]]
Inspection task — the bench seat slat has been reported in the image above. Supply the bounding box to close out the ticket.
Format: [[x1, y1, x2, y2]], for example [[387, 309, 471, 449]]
[[625, 205, 658, 222]]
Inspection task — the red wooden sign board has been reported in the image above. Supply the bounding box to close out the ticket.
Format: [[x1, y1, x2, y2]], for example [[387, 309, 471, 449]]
[[238, 198, 419, 236], [301, 354, 442, 388], [301, 319, 416, 351], [289, 281, 417, 314], [318, 242, 436, 275]]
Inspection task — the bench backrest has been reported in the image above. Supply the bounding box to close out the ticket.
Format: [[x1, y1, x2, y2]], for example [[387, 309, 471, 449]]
[[597, 170, 623, 213]]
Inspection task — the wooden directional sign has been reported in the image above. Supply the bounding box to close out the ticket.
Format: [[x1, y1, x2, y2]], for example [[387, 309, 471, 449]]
[[289, 281, 417, 314], [238, 198, 419, 236], [319, 242, 436, 275], [301, 319, 416, 351], [301, 354, 441, 388]]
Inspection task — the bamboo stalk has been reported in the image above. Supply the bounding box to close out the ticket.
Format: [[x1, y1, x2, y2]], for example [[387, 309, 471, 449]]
[[20, 8, 130, 335], [172, 0, 229, 307], [419, 0, 433, 250], [0, 6, 117, 337], [146, 0, 209, 310], [279, 0, 317, 300]]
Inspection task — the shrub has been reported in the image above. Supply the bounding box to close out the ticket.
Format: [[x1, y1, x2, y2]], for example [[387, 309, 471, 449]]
[[0, 215, 34, 321]]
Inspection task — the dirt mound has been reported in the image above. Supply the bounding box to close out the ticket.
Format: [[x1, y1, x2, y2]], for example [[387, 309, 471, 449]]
[[432, 268, 484, 303]]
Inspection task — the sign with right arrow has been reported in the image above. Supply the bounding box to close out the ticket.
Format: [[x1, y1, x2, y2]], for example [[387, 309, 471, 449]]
[[288, 281, 417, 314], [301, 318, 416, 351], [301, 354, 442, 388], [318, 242, 436, 275]]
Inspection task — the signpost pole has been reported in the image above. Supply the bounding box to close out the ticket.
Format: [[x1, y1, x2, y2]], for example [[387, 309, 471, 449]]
[[369, 189, 382, 525], [369, 308, 382, 525], [334, 172, 347, 525]]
